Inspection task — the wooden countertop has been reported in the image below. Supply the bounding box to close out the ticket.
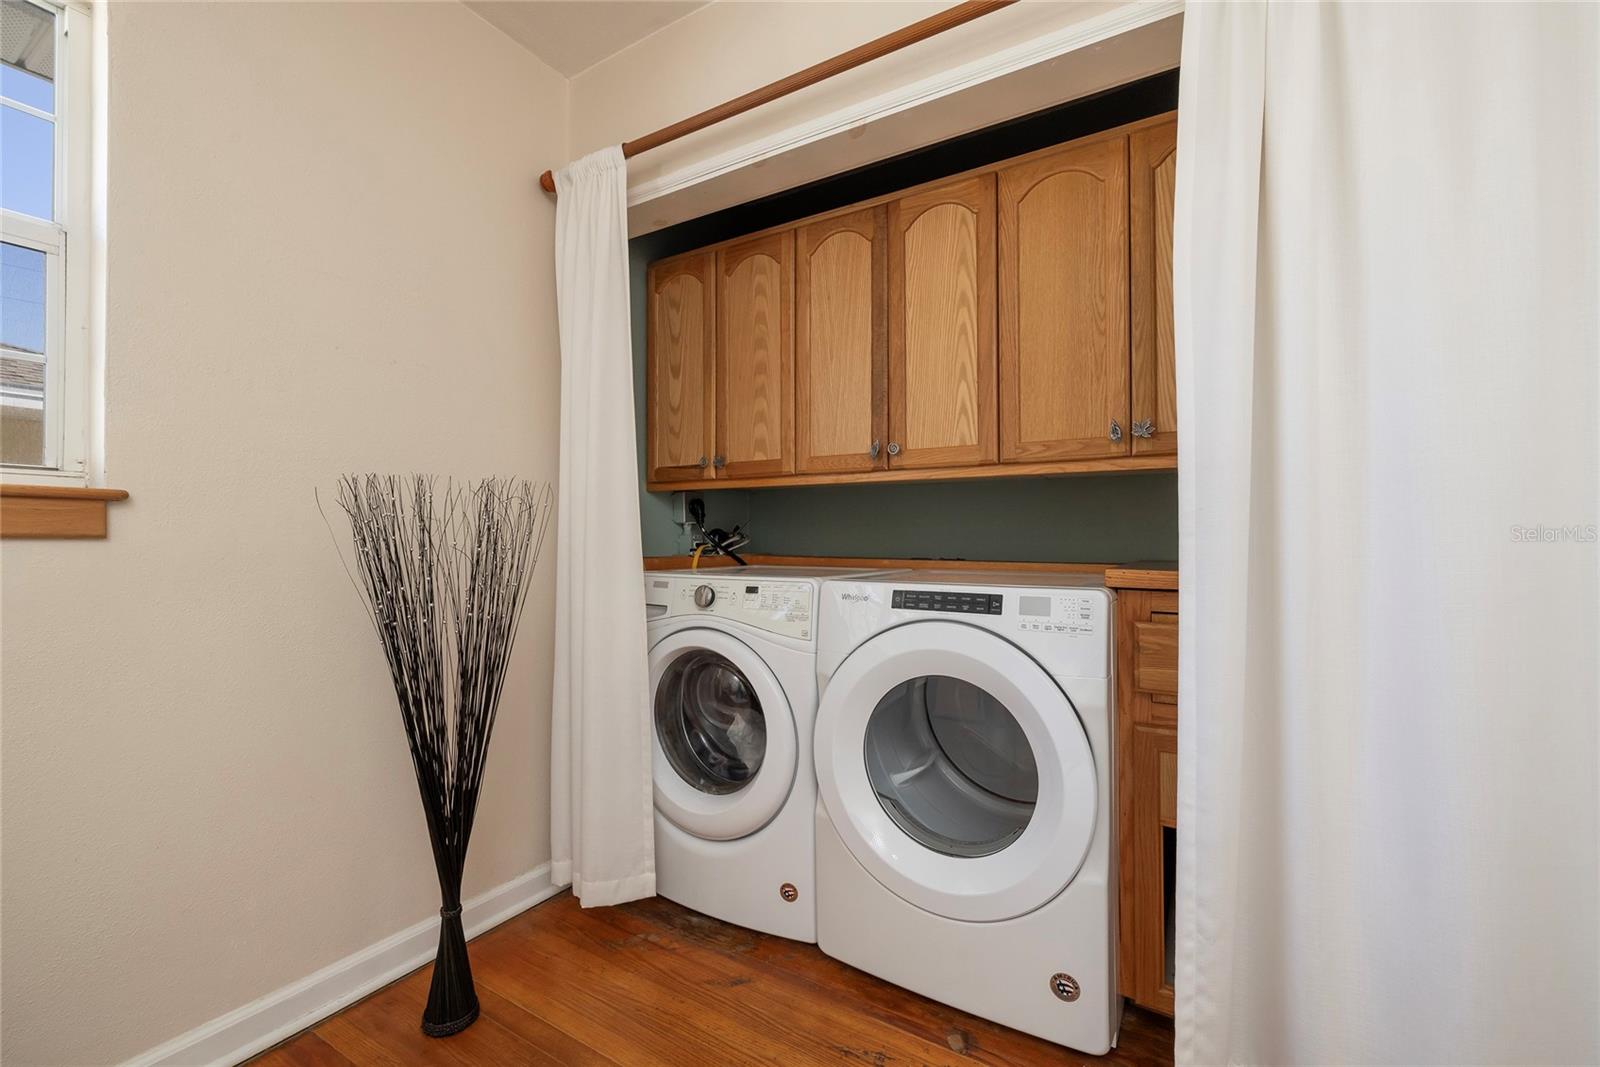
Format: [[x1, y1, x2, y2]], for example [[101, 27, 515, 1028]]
[[645, 553, 1178, 589], [1102, 562, 1179, 591]]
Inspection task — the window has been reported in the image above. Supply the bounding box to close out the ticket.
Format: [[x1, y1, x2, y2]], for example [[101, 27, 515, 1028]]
[[2, 0, 93, 481]]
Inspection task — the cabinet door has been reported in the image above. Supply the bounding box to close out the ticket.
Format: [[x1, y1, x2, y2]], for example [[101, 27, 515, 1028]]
[[1125, 723, 1177, 1016], [887, 174, 997, 470], [646, 253, 716, 482], [1130, 117, 1178, 455], [796, 207, 887, 474], [998, 135, 1129, 462], [716, 232, 794, 479]]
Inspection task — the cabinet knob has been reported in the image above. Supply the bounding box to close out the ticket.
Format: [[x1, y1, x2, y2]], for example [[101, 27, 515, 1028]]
[[869, 440, 882, 460], [697, 455, 709, 468], [1109, 420, 1123, 443], [712, 455, 726, 469], [886, 442, 901, 457], [1132, 419, 1155, 439]]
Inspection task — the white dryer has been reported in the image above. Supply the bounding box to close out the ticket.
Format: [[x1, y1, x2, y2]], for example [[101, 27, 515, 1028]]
[[644, 566, 887, 942], [813, 571, 1119, 1053]]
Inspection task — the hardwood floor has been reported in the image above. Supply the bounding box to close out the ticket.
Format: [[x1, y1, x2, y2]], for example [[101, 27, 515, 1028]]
[[252, 893, 1174, 1066]]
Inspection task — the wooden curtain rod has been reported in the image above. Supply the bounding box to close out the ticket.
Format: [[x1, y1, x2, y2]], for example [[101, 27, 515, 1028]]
[[538, 0, 1019, 195]]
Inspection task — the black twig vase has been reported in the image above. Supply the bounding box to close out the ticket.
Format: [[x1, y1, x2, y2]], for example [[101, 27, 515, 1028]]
[[328, 475, 552, 1037], [422, 904, 478, 1036]]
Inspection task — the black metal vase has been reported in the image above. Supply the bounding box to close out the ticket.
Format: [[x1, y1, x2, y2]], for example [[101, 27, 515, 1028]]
[[329, 475, 551, 1038]]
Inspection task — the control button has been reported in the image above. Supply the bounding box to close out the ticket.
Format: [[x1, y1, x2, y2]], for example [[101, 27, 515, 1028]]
[[693, 584, 716, 608]]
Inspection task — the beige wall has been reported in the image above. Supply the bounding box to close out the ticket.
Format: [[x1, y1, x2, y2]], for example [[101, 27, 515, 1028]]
[[0, 4, 566, 1064], [569, 0, 1127, 206]]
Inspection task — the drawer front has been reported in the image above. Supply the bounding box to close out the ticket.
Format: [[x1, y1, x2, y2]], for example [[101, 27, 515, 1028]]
[[1133, 615, 1178, 700], [1159, 747, 1178, 828]]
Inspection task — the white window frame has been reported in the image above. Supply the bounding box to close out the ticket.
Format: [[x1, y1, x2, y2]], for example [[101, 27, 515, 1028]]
[[2, 0, 94, 486]]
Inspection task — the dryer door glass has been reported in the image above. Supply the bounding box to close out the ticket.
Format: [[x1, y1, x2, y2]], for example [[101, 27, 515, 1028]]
[[864, 675, 1038, 857], [655, 649, 767, 795]]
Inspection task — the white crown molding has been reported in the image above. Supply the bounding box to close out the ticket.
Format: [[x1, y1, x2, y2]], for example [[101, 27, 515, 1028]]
[[627, 0, 1185, 211], [120, 865, 559, 1067]]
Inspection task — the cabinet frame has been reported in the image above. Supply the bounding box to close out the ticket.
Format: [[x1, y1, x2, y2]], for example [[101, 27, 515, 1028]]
[[1115, 587, 1179, 1017]]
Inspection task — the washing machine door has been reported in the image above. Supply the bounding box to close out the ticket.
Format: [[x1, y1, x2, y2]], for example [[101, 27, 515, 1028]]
[[814, 621, 1097, 922], [650, 628, 797, 841]]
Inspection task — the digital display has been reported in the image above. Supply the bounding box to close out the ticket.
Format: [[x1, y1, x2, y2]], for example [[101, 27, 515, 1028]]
[[746, 585, 759, 594], [1019, 595, 1051, 617]]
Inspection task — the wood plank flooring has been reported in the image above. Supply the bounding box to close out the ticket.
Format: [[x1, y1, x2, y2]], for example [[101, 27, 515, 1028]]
[[252, 893, 1174, 1066]]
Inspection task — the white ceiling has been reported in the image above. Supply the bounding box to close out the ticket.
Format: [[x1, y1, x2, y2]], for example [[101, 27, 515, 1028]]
[[465, 1, 709, 77]]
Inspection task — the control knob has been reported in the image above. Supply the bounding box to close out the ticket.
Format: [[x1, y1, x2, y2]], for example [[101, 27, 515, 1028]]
[[693, 584, 716, 608]]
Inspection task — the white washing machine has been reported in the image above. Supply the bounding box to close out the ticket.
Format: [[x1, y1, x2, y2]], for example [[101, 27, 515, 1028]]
[[813, 571, 1119, 1053], [644, 566, 888, 942]]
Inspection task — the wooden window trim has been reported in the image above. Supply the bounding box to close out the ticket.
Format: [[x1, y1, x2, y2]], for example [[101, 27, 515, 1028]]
[[1, 484, 128, 539]]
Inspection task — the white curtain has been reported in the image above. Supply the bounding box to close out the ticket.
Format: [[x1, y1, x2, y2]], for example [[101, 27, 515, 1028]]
[[550, 146, 655, 907], [1174, 4, 1599, 1064]]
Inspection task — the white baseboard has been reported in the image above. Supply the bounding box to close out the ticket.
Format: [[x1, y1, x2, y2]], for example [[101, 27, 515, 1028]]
[[121, 864, 559, 1067]]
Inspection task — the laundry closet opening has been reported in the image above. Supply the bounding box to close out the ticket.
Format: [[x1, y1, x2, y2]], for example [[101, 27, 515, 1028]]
[[631, 70, 1181, 564]]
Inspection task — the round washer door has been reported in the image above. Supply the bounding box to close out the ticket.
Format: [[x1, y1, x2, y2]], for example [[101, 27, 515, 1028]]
[[814, 621, 1097, 922], [650, 628, 797, 841]]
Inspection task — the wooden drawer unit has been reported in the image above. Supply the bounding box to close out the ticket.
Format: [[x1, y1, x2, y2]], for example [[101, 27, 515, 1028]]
[[1112, 580, 1179, 1017]]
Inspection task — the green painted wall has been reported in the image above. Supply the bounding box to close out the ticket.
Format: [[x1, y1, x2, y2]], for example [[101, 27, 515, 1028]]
[[631, 72, 1180, 564]]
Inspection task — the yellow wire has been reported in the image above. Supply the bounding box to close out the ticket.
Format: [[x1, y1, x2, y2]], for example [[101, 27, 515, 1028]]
[[691, 544, 707, 570]]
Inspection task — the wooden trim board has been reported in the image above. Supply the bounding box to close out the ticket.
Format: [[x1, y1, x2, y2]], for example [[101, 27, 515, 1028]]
[[646, 553, 1114, 575], [647, 450, 1174, 492], [1, 484, 130, 539]]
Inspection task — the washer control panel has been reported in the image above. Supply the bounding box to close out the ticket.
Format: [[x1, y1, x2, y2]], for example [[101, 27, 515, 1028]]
[[653, 577, 814, 640]]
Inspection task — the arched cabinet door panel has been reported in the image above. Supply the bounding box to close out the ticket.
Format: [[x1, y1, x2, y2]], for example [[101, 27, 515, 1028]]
[[647, 252, 717, 483], [998, 134, 1130, 462], [1130, 117, 1178, 457], [887, 174, 998, 471], [716, 232, 795, 479], [796, 207, 888, 474]]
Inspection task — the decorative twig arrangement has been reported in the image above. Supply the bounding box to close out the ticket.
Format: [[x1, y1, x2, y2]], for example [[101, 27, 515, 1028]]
[[329, 475, 552, 1036]]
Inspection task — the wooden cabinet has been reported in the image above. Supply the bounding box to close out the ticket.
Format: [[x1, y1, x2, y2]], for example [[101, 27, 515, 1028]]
[[644, 111, 1178, 491], [1130, 118, 1178, 456], [998, 134, 1129, 462], [646, 252, 716, 483], [796, 207, 887, 474], [716, 232, 794, 479], [887, 174, 997, 470], [1113, 583, 1179, 1017]]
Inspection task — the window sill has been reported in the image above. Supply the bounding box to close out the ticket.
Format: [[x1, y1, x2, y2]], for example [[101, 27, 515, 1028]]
[[1, 484, 129, 539]]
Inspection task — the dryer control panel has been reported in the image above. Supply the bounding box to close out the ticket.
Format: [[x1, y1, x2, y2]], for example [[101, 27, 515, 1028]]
[[1014, 592, 1101, 637], [647, 576, 814, 641]]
